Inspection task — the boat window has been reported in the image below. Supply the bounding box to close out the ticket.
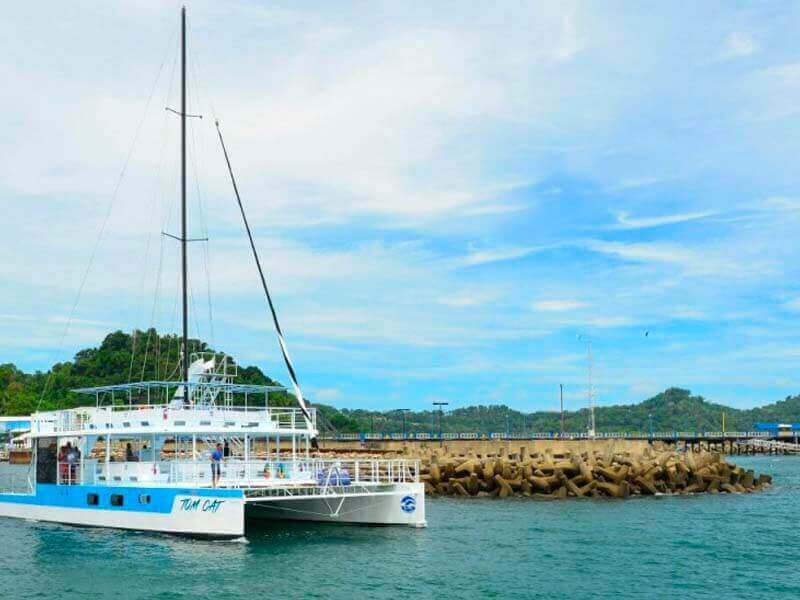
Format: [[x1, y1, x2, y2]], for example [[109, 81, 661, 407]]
[[175, 420, 186, 426], [138, 494, 151, 505], [140, 421, 150, 427], [110, 494, 124, 507], [36, 438, 58, 484], [200, 420, 211, 426], [123, 422, 131, 428], [87, 494, 99, 506]]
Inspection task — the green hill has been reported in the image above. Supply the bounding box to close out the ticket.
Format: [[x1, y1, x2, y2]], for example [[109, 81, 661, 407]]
[[0, 329, 294, 415], [2, 331, 799, 433]]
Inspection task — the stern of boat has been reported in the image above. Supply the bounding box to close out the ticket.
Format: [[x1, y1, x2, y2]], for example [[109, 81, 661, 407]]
[[244, 482, 426, 528]]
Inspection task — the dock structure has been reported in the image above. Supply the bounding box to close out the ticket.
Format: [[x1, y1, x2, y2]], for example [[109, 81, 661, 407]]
[[733, 438, 800, 455], [318, 430, 800, 455]]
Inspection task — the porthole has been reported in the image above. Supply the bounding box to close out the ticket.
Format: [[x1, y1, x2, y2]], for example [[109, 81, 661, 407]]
[[138, 494, 151, 505], [87, 493, 99, 506], [110, 494, 124, 507]]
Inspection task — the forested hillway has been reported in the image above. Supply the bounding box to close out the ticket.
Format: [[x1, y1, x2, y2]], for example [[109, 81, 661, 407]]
[[2, 331, 799, 433]]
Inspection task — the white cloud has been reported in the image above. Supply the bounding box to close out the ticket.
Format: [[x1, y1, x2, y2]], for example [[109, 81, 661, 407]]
[[720, 32, 759, 60], [614, 210, 716, 229], [532, 299, 587, 312], [583, 239, 762, 278], [438, 292, 496, 308], [782, 298, 800, 312], [460, 246, 543, 267]]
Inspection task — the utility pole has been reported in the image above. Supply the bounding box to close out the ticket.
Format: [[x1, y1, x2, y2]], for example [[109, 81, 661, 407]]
[[505, 409, 510, 440], [648, 413, 653, 438], [578, 335, 596, 438], [396, 409, 410, 439], [559, 383, 564, 435], [433, 402, 448, 447], [587, 340, 595, 437]]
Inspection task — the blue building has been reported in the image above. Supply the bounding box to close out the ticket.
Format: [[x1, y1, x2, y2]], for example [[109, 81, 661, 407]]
[[753, 422, 800, 438]]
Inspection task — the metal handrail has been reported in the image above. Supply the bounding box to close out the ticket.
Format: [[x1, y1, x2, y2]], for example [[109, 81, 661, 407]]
[[0, 472, 34, 495], [34, 405, 317, 435], [80, 458, 420, 488]]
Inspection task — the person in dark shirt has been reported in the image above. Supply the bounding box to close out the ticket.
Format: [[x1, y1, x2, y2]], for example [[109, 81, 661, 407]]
[[211, 443, 223, 487], [125, 443, 139, 462]]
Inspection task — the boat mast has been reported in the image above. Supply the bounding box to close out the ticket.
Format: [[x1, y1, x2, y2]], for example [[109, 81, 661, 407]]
[[180, 6, 189, 385]]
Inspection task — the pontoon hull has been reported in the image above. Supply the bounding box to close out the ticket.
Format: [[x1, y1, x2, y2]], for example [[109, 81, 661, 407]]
[[0, 484, 245, 538], [245, 483, 426, 527]]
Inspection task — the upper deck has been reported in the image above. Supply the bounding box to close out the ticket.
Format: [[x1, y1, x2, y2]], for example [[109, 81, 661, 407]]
[[30, 404, 317, 437], [30, 380, 317, 438]]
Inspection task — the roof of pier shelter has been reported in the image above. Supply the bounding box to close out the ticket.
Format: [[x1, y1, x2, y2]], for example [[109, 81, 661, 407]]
[[71, 381, 288, 396]]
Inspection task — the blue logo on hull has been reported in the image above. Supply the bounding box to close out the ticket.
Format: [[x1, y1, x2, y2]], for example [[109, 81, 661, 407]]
[[400, 495, 416, 513]]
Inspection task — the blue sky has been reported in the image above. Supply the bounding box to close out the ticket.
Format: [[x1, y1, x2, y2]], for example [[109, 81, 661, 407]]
[[3, 1, 800, 413]]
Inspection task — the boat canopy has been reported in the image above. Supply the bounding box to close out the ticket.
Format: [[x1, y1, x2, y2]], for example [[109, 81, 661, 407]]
[[71, 381, 287, 395]]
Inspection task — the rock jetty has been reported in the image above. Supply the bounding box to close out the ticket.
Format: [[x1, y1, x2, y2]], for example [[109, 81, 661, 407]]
[[418, 446, 772, 499]]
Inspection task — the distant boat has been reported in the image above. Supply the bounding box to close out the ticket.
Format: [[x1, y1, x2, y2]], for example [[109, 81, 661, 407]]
[[0, 7, 425, 537]]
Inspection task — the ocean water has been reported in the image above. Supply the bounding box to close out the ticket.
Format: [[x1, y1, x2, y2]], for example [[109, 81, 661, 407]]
[[1, 455, 797, 599]]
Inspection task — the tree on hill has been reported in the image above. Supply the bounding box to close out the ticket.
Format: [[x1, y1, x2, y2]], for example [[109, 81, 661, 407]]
[[2, 332, 800, 432]]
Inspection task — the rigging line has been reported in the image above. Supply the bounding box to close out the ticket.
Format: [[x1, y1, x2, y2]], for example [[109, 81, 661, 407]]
[[171, 263, 182, 378], [214, 120, 317, 447], [148, 52, 183, 383], [158, 265, 180, 383], [189, 32, 219, 124], [36, 27, 176, 410], [140, 234, 166, 382], [130, 63, 176, 383], [136, 33, 181, 382], [187, 78, 215, 347], [188, 273, 203, 350], [188, 19, 219, 348]]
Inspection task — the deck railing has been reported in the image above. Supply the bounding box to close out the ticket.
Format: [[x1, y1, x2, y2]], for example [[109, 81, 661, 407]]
[[61, 458, 420, 488], [0, 471, 34, 495], [35, 404, 316, 435]]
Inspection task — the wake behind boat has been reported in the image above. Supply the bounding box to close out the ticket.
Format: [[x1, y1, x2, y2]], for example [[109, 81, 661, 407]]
[[0, 7, 426, 537]]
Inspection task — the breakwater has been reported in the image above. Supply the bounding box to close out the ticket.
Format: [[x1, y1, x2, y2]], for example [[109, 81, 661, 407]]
[[413, 444, 771, 499]]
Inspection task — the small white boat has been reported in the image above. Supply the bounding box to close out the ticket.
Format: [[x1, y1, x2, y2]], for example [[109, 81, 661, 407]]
[[0, 7, 425, 537]]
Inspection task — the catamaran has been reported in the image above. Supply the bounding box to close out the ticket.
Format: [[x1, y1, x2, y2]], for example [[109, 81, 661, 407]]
[[0, 7, 425, 537]]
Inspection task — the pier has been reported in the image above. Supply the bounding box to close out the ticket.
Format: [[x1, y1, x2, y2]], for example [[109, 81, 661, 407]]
[[318, 430, 800, 455], [733, 438, 800, 455]]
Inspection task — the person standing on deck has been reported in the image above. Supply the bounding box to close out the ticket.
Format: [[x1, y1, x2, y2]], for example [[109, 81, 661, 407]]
[[211, 443, 223, 487]]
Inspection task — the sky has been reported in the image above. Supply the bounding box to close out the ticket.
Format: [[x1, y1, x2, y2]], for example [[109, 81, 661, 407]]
[[3, 1, 800, 416]]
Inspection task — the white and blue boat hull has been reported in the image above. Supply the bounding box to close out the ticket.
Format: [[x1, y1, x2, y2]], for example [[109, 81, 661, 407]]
[[0, 485, 245, 538]]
